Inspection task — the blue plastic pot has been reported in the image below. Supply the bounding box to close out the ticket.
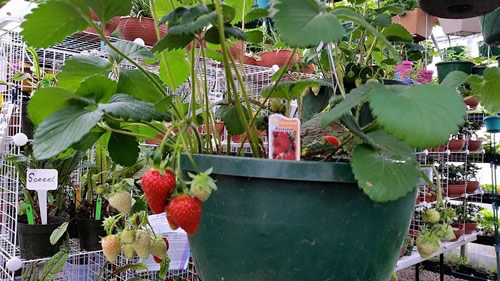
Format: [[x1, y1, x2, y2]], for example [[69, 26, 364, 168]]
[[257, 0, 269, 8], [484, 116, 500, 133]]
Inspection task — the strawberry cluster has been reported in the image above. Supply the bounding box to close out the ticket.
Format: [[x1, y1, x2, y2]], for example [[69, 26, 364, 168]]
[[141, 167, 215, 235], [272, 131, 296, 160]]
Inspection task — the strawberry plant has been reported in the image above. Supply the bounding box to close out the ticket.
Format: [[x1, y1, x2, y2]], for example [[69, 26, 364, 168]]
[[18, 0, 500, 279]]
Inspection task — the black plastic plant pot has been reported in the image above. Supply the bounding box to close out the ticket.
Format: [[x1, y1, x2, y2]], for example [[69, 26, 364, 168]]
[[17, 216, 65, 260], [21, 100, 34, 140], [418, 0, 500, 19], [68, 219, 79, 239], [436, 61, 475, 83], [481, 9, 500, 46], [182, 154, 418, 281], [472, 66, 487, 76], [77, 218, 106, 251]]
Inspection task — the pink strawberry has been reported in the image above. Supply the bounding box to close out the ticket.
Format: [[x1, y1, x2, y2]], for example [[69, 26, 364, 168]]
[[325, 136, 341, 147], [141, 168, 176, 214]]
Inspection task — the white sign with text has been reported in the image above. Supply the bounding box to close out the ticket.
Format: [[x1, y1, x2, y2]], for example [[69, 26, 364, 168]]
[[26, 169, 58, 224]]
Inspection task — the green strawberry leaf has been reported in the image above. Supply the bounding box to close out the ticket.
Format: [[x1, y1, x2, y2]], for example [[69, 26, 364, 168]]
[[56, 56, 113, 91], [75, 76, 117, 103], [152, 33, 195, 53], [369, 85, 466, 148], [351, 130, 420, 202], [203, 26, 247, 44], [467, 67, 500, 112], [99, 94, 166, 122], [33, 107, 105, 160], [216, 104, 248, 135], [321, 82, 382, 128], [440, 71, 468, 89], [270, 0, 344, 48], [382, 23, 413, 43], [159, 49, 191, 89], [225, 0, 252, 24], [86, 0, 131, 24], [244, 8, 268, 23], [106, 41, 155, 63], [261, 79, 333, 101], [21, 0, 89, 48], [108, 132, 139, 167], [117, 69, 165, 103], [28, 87, 91, 126]]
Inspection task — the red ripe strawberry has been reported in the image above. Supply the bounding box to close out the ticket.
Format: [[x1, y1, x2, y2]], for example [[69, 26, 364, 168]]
[[283, 150, 296, 160], [166, 210, 179, 230], [167, 195, 202, 234], [153, 256, 162, 263], [325, 136, 341, 147], [141, 168, 176, 214]]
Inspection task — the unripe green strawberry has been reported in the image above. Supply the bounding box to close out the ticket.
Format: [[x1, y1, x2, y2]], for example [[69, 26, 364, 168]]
[[188, 169, 217, 202], [121, 229, 136, 244], [311, 86, 320, 96], [96, 185, 105, 195], [109, 191, 132, 215], [122, 244, 136, 259], [423, 209, 440, 224], [416, 232, 441, 259], [133, 231, 152, 260], [101, 235, 120, 263], [150, 237, 168, 260]]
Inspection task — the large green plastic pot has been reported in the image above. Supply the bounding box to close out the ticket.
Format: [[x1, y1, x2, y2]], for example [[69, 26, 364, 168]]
[[481, 8, 500, 46], [182, 154, 417, 281], [436, 61, 475, 83]]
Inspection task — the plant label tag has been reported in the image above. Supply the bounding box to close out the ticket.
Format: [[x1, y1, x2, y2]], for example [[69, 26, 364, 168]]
[[268, 114, 300, 161], [26, 169, 58, 225], [26, 169, 58, 191]]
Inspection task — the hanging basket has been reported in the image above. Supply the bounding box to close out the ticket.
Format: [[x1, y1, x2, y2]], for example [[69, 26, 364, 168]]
[[418, 0, 500, 19], [480, 8, 500, 46], [391, 9, 433, 42], [439, 17, 481, 36]]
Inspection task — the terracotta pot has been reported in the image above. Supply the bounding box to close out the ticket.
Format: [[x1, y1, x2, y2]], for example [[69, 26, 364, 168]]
[[439, 17, 481, 36], [399, 245, 407, 258], [417, 70, 433, 84], [186, 31, 207, 52], [229, 41, 247, 59], [466, 181, 480, 194], [431, 144, 446, 152], [447, 183, 466, 197], [86, 10, 120, 36], [300, 64, 315, 74], [456, 222, 477, 235], [424, 194, 437, 203], [231, 130, 266, 144], [240, 55, 258, 65], [448, 139, 465, 152], [258, 50, 301, 68], [467, 139, 482, 152], [451, 228, 464, 242], [391, 9, 434, 42], [118, 17, 167, 46], [464, 96, 479, 109], [197, 122, 225, 136]]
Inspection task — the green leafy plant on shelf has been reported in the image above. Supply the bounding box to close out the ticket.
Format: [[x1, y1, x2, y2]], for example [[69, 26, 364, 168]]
[[17, 0, 500, 278]]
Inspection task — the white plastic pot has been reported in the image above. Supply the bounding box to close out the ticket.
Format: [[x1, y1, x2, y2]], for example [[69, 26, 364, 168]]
[[439, 17, 481, 36]]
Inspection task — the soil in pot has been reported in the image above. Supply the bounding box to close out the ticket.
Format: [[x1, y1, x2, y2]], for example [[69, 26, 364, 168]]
[[484, 115, 500, 133], [463, 96, 479, 109], [391, 9, 433, 42], [77, 218, 106, 251], [466, 181, 480, 194], [182, 154, 417, 281], [448, 139, 465, 152], [17, 216, 66, 259], [481, 8, 500, 46], [258, 50, 300, 68], [467, 139, 482, 152], [436, 61, 475, 83], [418, 0, 500, 19], [118, 17, 167, 46], [446, 183, 466, 197]]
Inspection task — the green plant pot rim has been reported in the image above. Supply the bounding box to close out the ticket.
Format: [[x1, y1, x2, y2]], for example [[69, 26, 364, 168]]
[[182, 154, 355, 183], [435, 61, 475, 66]]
